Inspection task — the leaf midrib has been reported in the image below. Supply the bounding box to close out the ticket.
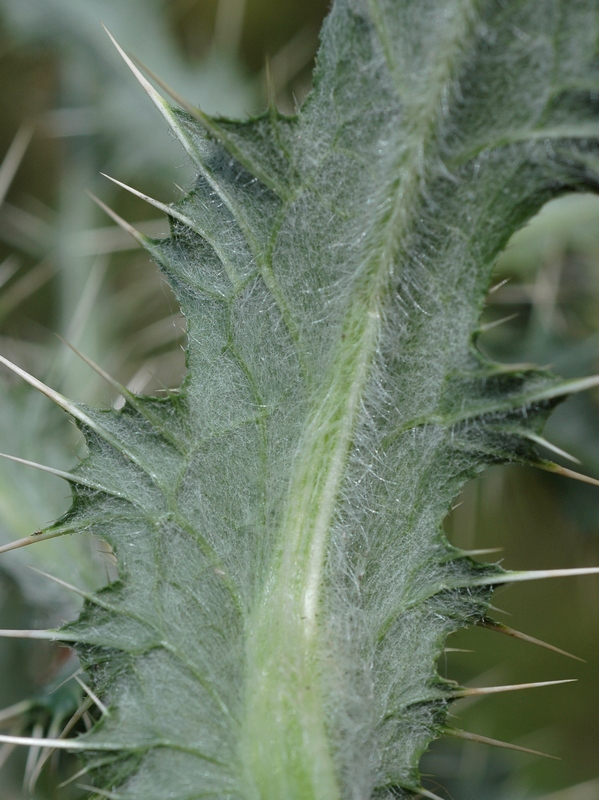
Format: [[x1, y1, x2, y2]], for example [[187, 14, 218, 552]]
[[269, 0, 485, 648], [240, 3, 485, 797]]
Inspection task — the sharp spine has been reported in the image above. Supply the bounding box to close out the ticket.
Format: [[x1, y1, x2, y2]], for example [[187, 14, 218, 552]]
[[74, 676, 109, 716], [524, 432, 581, 464], [0, 629, 63, 641], [0, 448, 138, 504], [452, 679, 576, 698], [479, 312, 519, 332], [264, 58, 278, 114], [28, 567, 92, 600], [27, 717, 62, 793], [132, 57, 284, 196], [76, 785, 121, 799], [0, 699, 32, 724], [87, 191, 149, 248], [50, 668, 83, 694], [0, 351, 162, 483], [529, 374, 599, 403], [0, 528, 73, 554], [0, 354, 90, 424], [443, 727, 559, 759], [479, 618, 584, 662], [416, 789, 445, 800], [471, 566, 599, 587], [103, 27, 201, 168], [534, 461, 599, 488], [0, 122, 34, 207], [61, 697, 94, 739], [31, 567, 119, 615], [0, 354, 130, 457], [23, 721, 44, 791], [101, 173, 195, 228], [58, 334, 125, 394], [0, 733, 90, 750], [0, 451, 99, 491], [0, 740, 18, 770], [57, 760, 95, 788], [488, 277, 510, 295], [58, 333, 186, 451], [100, 173, 237, 284]]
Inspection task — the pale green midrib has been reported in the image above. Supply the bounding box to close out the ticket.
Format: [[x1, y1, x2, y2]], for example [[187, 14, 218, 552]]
[[274, 0, 484, 632], [276, 305, 381, 630], [241, 4, 485, 798]]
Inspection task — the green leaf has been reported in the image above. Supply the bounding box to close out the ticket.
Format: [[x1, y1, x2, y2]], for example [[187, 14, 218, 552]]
[[8, 2, 599, 798]]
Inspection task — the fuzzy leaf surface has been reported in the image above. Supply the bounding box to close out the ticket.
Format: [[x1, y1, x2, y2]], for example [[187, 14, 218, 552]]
[[27, 1, 599, 798]]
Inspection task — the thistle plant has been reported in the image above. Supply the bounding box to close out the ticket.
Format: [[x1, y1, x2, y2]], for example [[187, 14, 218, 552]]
[[1, 1, 599, 799]]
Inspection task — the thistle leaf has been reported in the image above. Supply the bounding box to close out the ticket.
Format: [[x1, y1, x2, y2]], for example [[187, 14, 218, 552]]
[[5, 2, 599, 799]]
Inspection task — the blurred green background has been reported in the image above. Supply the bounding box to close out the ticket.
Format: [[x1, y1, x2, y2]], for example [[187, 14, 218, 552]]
[[0, 2, 598, 798]]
